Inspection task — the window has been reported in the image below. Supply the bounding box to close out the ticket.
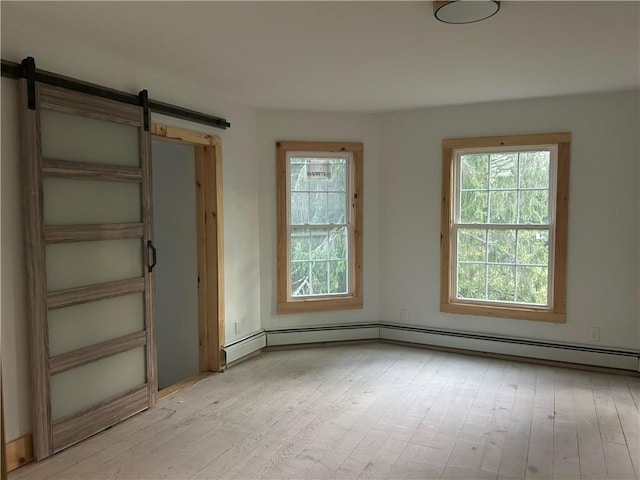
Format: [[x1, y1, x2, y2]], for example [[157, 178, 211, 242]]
[[440, 133, 570, 322], [277, 141, 363, 314]]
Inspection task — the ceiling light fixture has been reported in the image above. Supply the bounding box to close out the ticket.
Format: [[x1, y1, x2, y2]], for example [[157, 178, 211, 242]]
[[433, 1, 500, 24]]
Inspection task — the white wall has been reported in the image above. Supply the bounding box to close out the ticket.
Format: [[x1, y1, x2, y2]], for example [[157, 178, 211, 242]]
[[379, 90, 640, 351], [152, 142, 199, 390], [1, 78, 30, 442], [257, 110, 381, 330], [1, 34, 262, 440]]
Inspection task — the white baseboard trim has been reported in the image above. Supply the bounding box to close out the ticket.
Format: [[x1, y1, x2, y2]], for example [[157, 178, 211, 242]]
[[266, 324, 380, 347], [264, 323, 639, 371], [379, 324, 639, 371], [223, 330, 267, 365]]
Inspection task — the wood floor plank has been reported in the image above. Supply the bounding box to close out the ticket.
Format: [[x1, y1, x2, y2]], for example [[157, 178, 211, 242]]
[[525, 367, 555, 479], [602, 441, 637, 480], [525, 407, 554, 479], [7, 343, 639, 480], [608, 383, 640, 478], [593, 378, 628, 445], [573, 379, 607, 480], [552, 382, 581, 479], [497, 371, 535, 480]]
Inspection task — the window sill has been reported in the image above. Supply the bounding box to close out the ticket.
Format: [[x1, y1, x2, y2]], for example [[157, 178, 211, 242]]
[[278, 296, 363, 314], [441, 302, 565, 323]]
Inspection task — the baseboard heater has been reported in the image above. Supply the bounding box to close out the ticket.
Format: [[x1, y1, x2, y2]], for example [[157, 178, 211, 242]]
[[222, 330, 267, 365], [266, 323, 380, 347], [265, 323, 640, 371]]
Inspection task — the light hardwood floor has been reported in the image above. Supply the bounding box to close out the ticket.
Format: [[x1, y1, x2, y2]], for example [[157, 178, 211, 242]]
[[9, 343, 640, 480]]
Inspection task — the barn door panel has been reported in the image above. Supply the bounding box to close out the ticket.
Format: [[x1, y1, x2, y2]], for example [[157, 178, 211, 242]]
[[21, 81, 156, 460]]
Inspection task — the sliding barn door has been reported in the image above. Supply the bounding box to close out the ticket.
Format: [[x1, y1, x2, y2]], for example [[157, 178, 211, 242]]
[[20, 80, 156, 460]]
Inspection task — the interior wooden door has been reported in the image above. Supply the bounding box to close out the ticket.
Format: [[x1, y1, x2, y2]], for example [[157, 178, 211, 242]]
[[20, 80, 156, 460]]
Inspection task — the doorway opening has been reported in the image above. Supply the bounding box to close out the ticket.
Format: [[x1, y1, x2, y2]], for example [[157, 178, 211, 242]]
[[150, 123, 225, 397]]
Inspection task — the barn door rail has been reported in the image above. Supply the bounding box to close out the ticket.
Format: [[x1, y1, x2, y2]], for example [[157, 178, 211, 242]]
[[1, 57, 231, 129]]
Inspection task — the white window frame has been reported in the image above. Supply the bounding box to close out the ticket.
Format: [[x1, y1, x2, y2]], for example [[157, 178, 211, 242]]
[[451, 145, 558, 309], [286, 150, 353, 299]]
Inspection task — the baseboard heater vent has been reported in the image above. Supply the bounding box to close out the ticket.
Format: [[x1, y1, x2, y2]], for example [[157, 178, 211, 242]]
[[223, 330, 267, 365], [266, 323, 380, 347], [265, 323, 639, 371]]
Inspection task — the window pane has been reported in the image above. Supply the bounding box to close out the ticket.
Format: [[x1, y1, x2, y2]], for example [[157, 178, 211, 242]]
[[328, 228, 348, 260], [487, 229, 516, 264], [308, 159, 331, 191], [460, 154, 489, 190], [291, 261, 310, 296], [309, 231, 328, 260], [291, 228, 309, 261], [327, 193, 346, 224], [460, 191, 488, 223], [489, 190, 517, 223], [516, 266, 548, 305], [519, 151, 550, 188], [490, 153, 517, 189], [487, 265, 516, 302], [290, 192, 309, 224], [328, 261, 348, 294], [289, 157, 349, 296], [519, 190, 548, 224], [457, 263, 486, 300], [290, 164, 308, 191], [457, 229, 487, 262], [328, 159, 348, 191], [517, 230, 549, 266], [310, 261, 328, 295], [309, 192, 327, 224]]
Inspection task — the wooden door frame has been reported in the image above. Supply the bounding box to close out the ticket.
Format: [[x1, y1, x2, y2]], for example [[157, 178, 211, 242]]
[[150, 123, 225, 373]]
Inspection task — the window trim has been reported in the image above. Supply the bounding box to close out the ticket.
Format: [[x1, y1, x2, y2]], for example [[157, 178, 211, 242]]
[[440, 133, 570, 322], [276, 141, 363, 314]]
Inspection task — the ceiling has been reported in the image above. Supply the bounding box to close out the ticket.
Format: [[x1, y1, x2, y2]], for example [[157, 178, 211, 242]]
[[2, 1, 639, 112]]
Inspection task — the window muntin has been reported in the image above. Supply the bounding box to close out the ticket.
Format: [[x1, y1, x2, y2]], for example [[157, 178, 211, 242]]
[[452, 147, 557, 307], [287, 153, 351, 297]]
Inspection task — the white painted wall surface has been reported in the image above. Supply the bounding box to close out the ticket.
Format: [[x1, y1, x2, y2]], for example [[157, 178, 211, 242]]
[[1, 78, 31, 442], [256, 110, 381, 330], [1, 39, 262, 441], [152, 142, 199, 390], [379, 90, 640, 350]]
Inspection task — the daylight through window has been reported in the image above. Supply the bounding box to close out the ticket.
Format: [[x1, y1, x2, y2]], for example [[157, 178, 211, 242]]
[[289, 155, 350, 296]]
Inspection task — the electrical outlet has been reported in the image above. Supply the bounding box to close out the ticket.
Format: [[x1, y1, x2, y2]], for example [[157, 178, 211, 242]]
[[589, 327, 600, 343], [400, 308, 409, 323], [234, 322, 239, 335]]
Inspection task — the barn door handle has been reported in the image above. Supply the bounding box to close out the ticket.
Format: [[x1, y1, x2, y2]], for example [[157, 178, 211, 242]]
[[147, 240, 157, 273]]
